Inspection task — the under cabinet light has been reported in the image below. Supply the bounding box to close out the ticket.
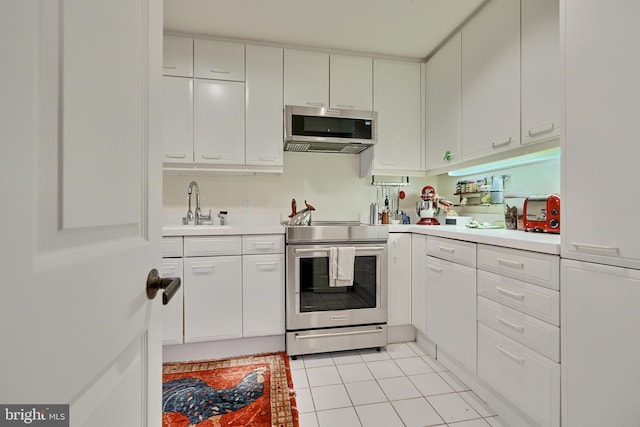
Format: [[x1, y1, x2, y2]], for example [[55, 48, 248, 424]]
[[447, 148, 560, 177]]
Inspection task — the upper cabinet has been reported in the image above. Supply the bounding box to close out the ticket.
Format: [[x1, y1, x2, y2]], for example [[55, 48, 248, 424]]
[[163, 35, 193, 78], [162, 76, 193, 164], [360, 59, 423, 175], [426, 32, 462, 170], [284, 49, 329, 107], [521, 0, 560, 144], [329, 54, 373, 111], [284, 49, 373, 111], [245, 45, 284, 168], [562, 0, 640, 270], [461, 0, 521, 161], [194, 39, 245, 81]]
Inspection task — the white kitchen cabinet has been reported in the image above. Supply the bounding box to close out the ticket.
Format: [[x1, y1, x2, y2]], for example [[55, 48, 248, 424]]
[[163, 35, 193, 78], [193, 79, 245, 165], [387, 233, 412, 326], [194, 39, 245, 81], [461, 0, 520, 160], [426, 255, 476, 373], [161, 258, 184, 345], [360, 59, 422, 175], [184, 255, 243, 342], [162, 76, 193, 164], [561, 259, 640, 427], [410, 234, 427, 336], [284, 49, 329, 107], [562, 0, 640, 270], [330, 54, 373, 111], [245, 45, 283, 168], [426, 32, 462, 170], [243, 254, 285, 337], [521, 0, 560, 145], [478, 323, 560, 427]]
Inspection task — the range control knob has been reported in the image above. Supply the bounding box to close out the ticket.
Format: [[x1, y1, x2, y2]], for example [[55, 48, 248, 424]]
[[549, 219, 559, 228]]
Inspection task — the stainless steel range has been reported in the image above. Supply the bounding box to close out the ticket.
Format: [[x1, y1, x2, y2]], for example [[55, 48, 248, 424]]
[[285, 221, 389, 356]]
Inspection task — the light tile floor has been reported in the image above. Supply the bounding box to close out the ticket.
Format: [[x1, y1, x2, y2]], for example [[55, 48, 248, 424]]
[[289, 342, 511, 427]]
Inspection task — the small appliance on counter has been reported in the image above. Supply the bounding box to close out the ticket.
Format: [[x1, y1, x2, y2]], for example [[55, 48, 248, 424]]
[[288, 199, 315, 226], [416, 186, 452, 225], [523, 194, 560, 233]]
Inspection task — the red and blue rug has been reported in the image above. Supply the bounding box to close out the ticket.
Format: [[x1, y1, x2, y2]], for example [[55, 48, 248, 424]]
[[162, 352, 298, 427]]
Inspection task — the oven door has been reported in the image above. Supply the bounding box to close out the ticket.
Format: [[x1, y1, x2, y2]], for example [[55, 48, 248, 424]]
[[286, 243, 388, 331]]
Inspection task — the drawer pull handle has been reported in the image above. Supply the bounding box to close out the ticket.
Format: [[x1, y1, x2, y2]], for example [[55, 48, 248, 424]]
[[191, 265, 215, 273], [258, 156, 278, 162], [165, 153, 187, 159], [497, 345, 525, 365], [161, 267, 177, 275], [496, 287, 525, 300], [336, 104, 354, 109], [252, 242, 276, 249], [305, 102, 325, 107], [496, 316, 525, 332], [491, 136, 512, 148], [438, 245, 455, 254], [528, 122, 555, 137], [209, 69, 230, 74], [427, 265, 443, 273], [257, 262, 278, 271], [496, 258, 524, 268], [201, 154, 222, 160], [163, 65, 177, 70], [570, 242, 620, 253]]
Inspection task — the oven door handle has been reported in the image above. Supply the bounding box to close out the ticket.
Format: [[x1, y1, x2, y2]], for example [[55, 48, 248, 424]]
[[294, 326, 385, 340], [294, 246, 385, 254]]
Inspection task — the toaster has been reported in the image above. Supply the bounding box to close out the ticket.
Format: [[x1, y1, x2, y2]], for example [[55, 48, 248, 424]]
[[523, 194, 560, 233]]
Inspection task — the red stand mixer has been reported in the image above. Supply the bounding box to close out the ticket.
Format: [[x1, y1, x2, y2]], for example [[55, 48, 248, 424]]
[[416, 185, 452, 225]]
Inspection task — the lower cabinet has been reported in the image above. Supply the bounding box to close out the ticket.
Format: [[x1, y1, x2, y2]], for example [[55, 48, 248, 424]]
[[388, 233, 412, 326], [162, 234, 285, 345], [426, 255, 477, 373], [410, 234, 427, 336], [242, 253, 285, 337]]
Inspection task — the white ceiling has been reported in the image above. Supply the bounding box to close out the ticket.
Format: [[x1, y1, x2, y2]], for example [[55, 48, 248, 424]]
[[163, 0, 488, 60]]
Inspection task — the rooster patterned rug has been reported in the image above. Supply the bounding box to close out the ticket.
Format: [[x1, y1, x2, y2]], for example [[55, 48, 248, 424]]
[[162, 352, 298, 427]]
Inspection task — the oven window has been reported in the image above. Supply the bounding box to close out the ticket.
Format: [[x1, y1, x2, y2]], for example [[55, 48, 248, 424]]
[[299, 255, 377, 312]]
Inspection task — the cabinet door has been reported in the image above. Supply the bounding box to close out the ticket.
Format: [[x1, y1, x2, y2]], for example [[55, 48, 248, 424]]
[[521, 0, 560, 144], [410, 234, 427, 336], [243, 254, 285, 337], [162, 76, 193, 164], [161, 258, 184, 345], [183, 256, 242, 342], [461, 0, 520, 160], [366, 59, 422, 172], [284, 49, 329, 107], [193, 39, 245, 81], [426, 256, 476, 373], [562, 0, 640, 269], [163, 35, 193, 77], [426, 32, 462, 170], [388, 233, 412, 326], [245, 45, 283, 167], [562, 260, 640, 426], [193, 79, 245, 165], [330, 54, 373, 111]]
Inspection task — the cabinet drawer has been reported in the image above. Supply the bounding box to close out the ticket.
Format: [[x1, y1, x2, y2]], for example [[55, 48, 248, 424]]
[[477, 296, 559, 361], [478, 270, 559, 326], [184, 236, 241, 257], [478, 323, 560, 427], [194, 39, 245, 81], [162, 237, 183, 257], [427, 236, 477, 268], [242, 234, 284, 255], [477, 244, 559, 290]]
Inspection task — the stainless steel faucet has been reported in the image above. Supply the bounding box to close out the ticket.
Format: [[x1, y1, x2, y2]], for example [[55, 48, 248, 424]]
[[183, 181, 212, 225]]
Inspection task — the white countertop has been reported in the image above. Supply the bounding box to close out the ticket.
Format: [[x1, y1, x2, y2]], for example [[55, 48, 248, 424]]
[[162, 223, 560, 254], [388, 224, 560, 254]]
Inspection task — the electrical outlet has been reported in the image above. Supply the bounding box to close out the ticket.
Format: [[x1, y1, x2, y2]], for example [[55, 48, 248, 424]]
[[242, 197, 251, 209]]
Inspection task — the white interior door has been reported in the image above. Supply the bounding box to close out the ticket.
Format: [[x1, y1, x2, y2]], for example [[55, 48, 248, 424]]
[[0, 1, 163, 426]]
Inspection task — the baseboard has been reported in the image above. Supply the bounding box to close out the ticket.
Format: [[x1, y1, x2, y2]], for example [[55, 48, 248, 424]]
[[162, 335, 285, 363], [387, 324, 416, 344]]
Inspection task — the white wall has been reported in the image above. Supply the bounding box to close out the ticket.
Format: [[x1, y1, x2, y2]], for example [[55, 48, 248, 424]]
[[162, 153, 560, 226]]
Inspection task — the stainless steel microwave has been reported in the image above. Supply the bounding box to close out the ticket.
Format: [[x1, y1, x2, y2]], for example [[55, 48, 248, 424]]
[[284, 105, 378, 154]]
